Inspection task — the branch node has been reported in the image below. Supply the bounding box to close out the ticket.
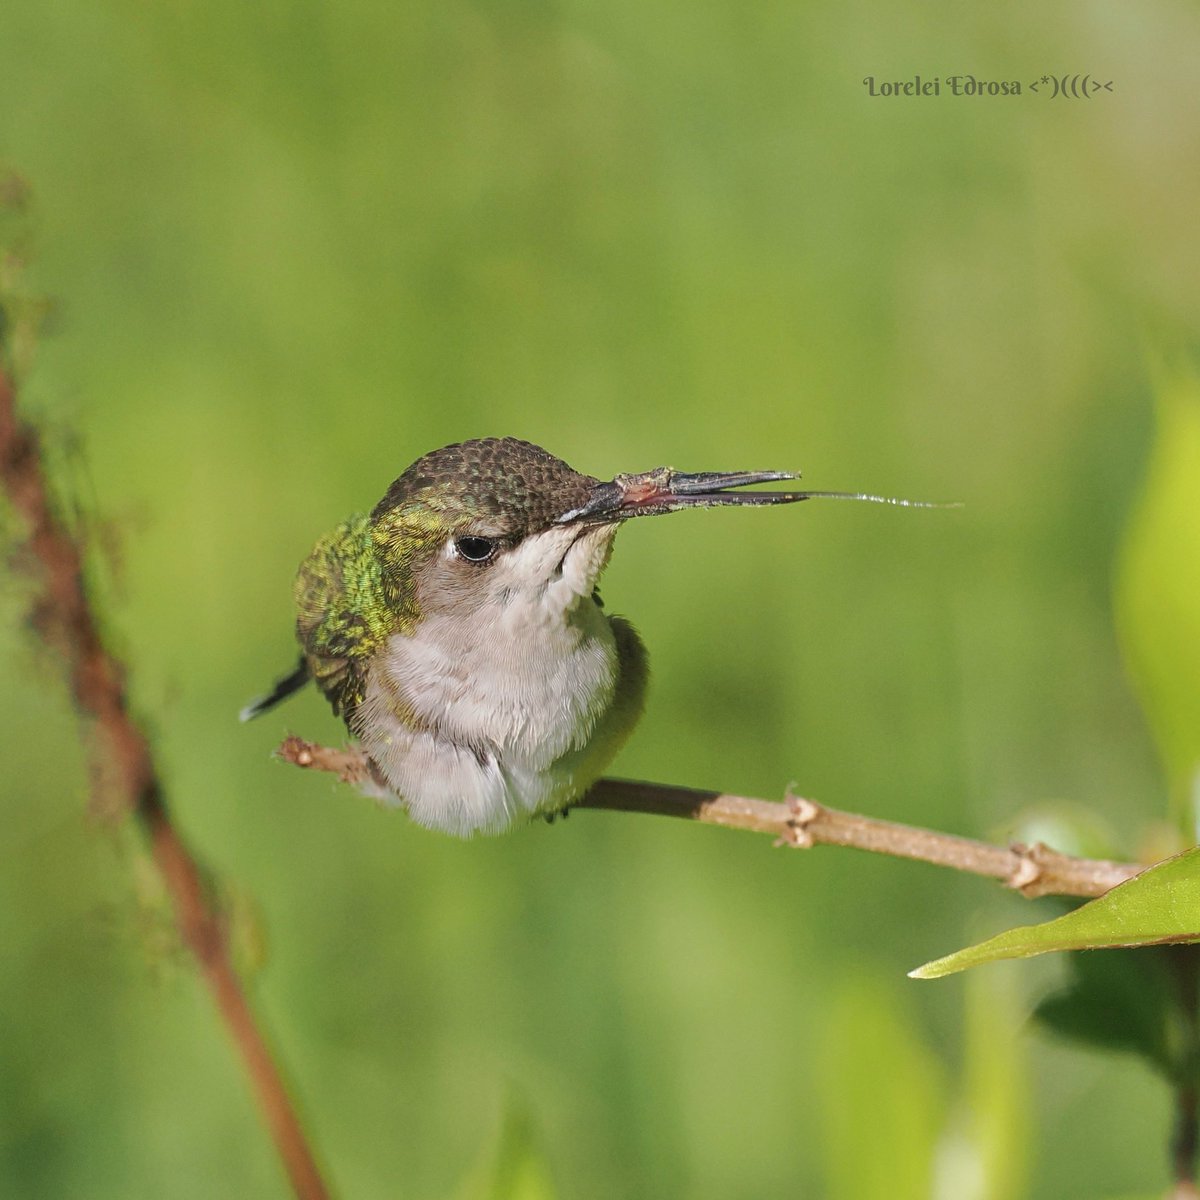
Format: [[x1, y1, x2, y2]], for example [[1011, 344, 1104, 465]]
[[776, 792, 821, 849], [1007, 841, 1049, 896]]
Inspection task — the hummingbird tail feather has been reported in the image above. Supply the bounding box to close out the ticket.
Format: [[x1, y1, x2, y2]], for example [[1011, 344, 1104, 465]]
[[239, 657, 311, 722]]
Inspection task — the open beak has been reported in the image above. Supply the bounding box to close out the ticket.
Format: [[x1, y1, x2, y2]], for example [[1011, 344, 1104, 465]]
[[556, 466, 947, 525]]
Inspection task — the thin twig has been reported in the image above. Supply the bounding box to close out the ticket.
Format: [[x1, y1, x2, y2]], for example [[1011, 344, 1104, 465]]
[[1170, 947, 1200, 1189], [1175, 1084, 1199, 1192], [0, 348, 333, 1199], [276, 737, 1142, 900]]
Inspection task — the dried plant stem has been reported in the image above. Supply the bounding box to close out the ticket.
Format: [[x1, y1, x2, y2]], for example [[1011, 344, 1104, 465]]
[[0, 365, 332, 1200], [277, 737, 1141, 900]]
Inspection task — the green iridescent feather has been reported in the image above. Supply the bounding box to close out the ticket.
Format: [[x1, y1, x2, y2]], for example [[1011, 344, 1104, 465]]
[[294, 515, 416, 716], [245, 439, 599, 724]]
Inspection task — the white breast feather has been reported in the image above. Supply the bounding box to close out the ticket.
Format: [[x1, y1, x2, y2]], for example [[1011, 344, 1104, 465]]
[[355, 525, 637, 835]]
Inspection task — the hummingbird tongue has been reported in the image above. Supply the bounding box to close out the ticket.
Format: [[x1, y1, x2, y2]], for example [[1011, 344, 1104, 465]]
[[556, 467, 948, 524]]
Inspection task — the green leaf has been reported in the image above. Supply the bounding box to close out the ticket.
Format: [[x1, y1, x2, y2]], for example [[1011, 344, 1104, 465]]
[[455, 1098, 558, 1200], [1115, 362, 1200, 828], [959, 968, 1029, 1200], [819, 975, 946, 1200], [1033, 946, 1178, 1076], [910, 847, 1200, 979]]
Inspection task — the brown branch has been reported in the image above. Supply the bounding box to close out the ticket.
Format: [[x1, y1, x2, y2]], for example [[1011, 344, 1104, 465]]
[[278, 737, 1141, 900], [1, 333, 333, 1197], [582, 780, 1141, 898]]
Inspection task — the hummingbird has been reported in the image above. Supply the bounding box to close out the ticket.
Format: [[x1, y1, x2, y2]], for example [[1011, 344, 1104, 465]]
[[243, 437, 935, 836]]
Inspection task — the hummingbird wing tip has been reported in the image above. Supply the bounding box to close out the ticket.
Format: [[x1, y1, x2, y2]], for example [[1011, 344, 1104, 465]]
[[238, 658, 312, 722]]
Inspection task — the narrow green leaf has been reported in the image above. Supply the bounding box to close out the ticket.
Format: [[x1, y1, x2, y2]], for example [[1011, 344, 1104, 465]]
[[1115, 363, 1200, 829], [960, 968, 1029, 1200], [910, 847, 1200, 979], [820, 976, 946, 1200], [454, 1098, 558, 1200]]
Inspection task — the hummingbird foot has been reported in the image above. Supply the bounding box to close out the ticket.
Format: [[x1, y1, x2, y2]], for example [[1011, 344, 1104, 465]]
[[541, 806, 572, 825], [776, 790, 821, 849], [277, 736, 381, 788]]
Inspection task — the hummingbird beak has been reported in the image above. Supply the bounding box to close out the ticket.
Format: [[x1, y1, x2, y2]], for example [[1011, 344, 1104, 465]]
[[556, 467, 952, 524], [556, 467, 806, 524]]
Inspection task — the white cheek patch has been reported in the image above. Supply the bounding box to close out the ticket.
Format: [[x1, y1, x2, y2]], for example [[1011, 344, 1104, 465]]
[[489, 529, 573, 600], [560, 528, 615, 595], [489, 526, 616, 609]]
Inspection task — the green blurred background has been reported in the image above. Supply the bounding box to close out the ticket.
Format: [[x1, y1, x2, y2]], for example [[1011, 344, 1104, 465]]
[[2, 2, 1199, 1197]]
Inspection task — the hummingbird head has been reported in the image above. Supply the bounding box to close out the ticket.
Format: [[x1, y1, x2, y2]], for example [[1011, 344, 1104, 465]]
[[369, 437, 941, 623], [369, 438, 608, 622]]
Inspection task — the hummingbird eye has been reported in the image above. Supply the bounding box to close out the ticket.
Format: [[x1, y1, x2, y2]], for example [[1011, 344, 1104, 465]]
[[453, 535, 498, 564]]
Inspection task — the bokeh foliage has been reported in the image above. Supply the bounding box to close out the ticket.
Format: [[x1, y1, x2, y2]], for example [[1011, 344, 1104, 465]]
[[2, 1, 1199, 1196], [1117, 366, 1200, 833]]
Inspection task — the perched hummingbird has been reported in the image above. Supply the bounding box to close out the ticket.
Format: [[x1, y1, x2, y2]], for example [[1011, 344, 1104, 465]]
[[244, 437, 932, 836]]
